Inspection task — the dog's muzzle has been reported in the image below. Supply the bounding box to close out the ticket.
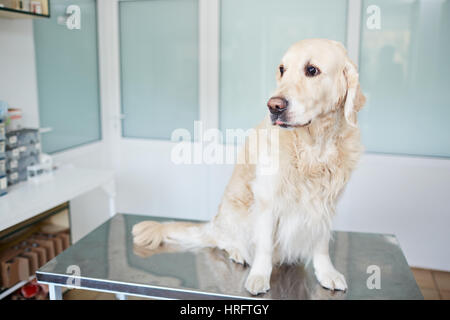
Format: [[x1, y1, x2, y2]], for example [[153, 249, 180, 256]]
[[268, 96, 290, 126]]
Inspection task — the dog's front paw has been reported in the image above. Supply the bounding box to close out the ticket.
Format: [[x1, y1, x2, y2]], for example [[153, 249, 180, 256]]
[[245, 274, 270, 295], [315, 268, 347, 291]]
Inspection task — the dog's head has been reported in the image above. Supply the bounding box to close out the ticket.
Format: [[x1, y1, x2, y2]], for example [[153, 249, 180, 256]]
[[268, 39, 365, 128]]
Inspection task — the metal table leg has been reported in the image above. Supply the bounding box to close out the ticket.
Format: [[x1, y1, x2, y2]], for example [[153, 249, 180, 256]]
[[48, 284, 63, 300], [115, 293, 127, 300]]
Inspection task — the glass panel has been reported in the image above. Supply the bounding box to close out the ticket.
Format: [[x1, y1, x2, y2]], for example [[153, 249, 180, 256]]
[[34, 0, 101, 154], [220, 0, 348, 131], [120, 0, 199, 140], [359, 0, 450, 157]]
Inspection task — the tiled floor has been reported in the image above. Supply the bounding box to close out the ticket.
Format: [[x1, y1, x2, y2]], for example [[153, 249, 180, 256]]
[[411, 267, 450, 300], [63, 268, 450, 300]]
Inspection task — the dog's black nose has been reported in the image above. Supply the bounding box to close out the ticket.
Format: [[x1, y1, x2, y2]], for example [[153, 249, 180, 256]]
[[267, 97, 288, 114]]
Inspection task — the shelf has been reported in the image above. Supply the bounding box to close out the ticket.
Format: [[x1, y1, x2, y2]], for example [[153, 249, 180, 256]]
[[0, 166, 115, 232], [0, 7, 49, 19], [0, 0, 50, 19], [0, 274, 35, 300]]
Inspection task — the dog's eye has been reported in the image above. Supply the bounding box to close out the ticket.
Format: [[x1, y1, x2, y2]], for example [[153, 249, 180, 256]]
[[279, 65, 285, 77], [305, 64, 320, 77]]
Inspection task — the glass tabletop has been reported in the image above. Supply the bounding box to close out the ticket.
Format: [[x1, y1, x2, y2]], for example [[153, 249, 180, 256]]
[[36, 214, 423, 300]]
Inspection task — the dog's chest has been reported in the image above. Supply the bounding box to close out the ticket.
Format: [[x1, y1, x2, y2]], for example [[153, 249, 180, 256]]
[[275, 141, 349, 203], [274, 207, 328, 263]]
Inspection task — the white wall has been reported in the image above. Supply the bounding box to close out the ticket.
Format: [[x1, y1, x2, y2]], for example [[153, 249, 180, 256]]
[[0, 19, 40, 128], [115, 139, 209, 221], [334, 154, 450, 271]]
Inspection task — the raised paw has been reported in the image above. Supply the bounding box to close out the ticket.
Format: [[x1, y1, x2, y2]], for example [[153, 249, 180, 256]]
[[132, 221, 165, 250], [245, 273, 270, 295], [315, 268, 347, 292]]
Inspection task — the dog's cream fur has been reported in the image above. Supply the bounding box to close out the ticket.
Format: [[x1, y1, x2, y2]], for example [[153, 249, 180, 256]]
[[132, 39, 366, 295]]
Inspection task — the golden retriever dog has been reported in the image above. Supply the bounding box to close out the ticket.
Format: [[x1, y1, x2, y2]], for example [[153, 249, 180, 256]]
[[133, 39, 365, 295]]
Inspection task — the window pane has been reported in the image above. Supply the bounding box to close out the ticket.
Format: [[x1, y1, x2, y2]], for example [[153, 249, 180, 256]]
[[220, 0, 348, 131], [359, 0, 450, 157], [34, 0, 101, 154], [120, 0, 199, 140]]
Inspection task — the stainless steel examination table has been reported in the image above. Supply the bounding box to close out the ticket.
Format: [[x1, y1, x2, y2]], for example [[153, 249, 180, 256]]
[[36, 214, 423, 300]]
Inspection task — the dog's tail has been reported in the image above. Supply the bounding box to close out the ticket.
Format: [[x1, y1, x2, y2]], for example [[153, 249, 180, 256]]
[[132, 220, 215, 250]]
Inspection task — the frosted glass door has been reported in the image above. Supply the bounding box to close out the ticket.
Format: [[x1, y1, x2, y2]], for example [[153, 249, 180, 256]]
[[220, 0, 348, 131], [359, 0, 450, 157], [119, 0, 199, 140], [34, 0, 101, 154]]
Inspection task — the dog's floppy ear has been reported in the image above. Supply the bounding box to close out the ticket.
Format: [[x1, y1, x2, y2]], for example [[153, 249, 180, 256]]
[[343, 60, 366, 127]]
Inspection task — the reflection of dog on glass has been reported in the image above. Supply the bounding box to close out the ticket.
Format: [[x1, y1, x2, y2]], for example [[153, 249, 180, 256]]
[[133, 39, 365, 295], [134, 244, 345, 300]]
